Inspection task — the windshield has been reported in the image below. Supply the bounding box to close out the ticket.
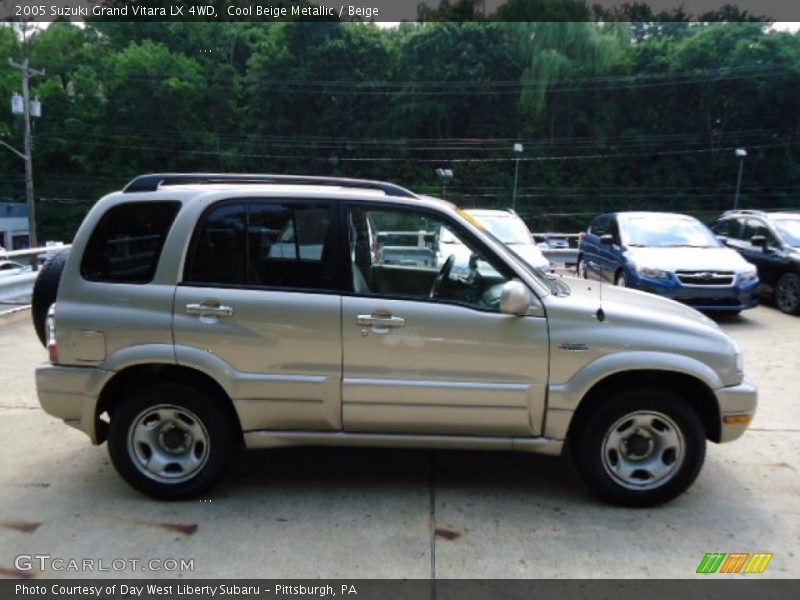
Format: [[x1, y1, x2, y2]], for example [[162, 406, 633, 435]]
[[774, 219, 800, 247], [480, 228, 561, 294], [621, 216, 720, 248], [475, 215, 532, 245]]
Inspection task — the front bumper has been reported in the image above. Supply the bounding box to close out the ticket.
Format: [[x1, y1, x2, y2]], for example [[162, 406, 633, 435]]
[[632, 275, 759, 312], [714, 376, 758, 443], [36, 362, 108, 444]]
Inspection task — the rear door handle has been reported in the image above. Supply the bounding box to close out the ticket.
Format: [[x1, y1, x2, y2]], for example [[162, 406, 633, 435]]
[[356, 314, 405, 328], [186, 300, 234, 318]]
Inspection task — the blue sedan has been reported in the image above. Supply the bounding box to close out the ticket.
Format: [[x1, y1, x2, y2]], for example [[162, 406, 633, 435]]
[[577, 212, 759, 313]]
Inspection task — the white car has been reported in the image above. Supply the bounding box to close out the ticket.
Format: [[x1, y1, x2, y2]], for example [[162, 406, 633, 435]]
[[439, 209, 550, 272], [0, 260, 29, 276]]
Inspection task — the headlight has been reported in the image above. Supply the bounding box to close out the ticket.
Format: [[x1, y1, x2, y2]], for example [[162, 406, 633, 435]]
[[637, 266, 672, 280], [738, 267, 758, 283]]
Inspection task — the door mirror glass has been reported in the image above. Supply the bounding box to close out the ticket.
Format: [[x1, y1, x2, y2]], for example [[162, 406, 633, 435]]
[[499, 280, 531, 316]]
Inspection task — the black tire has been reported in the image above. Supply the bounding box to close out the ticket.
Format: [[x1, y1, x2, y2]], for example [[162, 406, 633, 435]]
[[775, 272, 800, 315], [31, 250, 69, 347], [576, 256, 587, 279], [569, 389, 706, 507], [615, 270, 627, 287], [107, 382, 237, 500]]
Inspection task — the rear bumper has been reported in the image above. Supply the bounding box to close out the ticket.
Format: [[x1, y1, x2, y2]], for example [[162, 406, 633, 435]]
[[714, 376, 758, 443], [36, 362, 107, 444]]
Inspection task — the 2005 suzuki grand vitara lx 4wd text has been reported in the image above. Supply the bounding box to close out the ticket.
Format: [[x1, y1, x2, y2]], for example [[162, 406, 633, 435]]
[[33, 174, 757, 506]]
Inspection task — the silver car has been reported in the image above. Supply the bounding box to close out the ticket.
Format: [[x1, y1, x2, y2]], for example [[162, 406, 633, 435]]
[[34, 174, 756, 506]]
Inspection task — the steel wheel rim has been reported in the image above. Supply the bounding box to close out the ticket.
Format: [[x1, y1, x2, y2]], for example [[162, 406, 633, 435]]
[[777, 276, 799, 312], [601, 410, 685, 491], [127, 404, 210, 484]]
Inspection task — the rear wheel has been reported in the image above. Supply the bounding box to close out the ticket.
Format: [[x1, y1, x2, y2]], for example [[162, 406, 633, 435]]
[[570, 389, 706, 506], [775, 272, 800, 315], [107, 382, 237, 499]]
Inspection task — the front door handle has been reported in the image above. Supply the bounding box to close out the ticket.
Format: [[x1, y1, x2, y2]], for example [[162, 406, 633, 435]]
[[356, 313, 405, 328], [186, 299, 234, 318]]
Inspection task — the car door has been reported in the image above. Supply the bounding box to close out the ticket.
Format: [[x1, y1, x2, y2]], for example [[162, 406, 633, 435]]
[[583, 215, 611, 281], [737, 218, 785, 287], [596, 217, 624, 282], [341, 204, 549, 437], [173, 199, 345, 432]]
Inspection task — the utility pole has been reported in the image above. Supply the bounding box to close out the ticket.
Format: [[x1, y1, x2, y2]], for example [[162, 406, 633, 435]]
[[8, 58, 45, 257]]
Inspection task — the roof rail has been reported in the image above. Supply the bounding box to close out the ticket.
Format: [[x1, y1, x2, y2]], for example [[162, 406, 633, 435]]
[[722, 209, 764, 216], [122, 173, 418, 198]]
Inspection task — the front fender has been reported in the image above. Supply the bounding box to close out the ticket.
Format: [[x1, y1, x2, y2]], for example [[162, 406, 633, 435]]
[[548, 350, 723, 412]]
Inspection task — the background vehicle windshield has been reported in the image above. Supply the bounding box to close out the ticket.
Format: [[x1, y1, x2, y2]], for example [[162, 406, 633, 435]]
[[774, 219, 800, 247], [478, 228, 557, 292], [477, 216, 532, 245], [621, 216, 720, 248]]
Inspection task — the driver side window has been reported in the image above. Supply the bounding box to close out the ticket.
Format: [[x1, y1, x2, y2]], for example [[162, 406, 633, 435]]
[[348, 206, 512, 311]]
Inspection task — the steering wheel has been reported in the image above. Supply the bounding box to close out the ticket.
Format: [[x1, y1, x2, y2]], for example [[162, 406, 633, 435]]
[[430, 255, 456, 299]]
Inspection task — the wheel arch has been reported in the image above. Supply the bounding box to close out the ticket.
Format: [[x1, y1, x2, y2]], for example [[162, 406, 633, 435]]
[[567, 369, 721, 444], [95, 363, 242, 445]]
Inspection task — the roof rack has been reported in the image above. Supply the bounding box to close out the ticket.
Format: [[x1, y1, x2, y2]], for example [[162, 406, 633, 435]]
[[122, 173, 418, 198]]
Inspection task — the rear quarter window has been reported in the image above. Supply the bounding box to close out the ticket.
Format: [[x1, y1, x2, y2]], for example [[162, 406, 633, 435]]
[[80, 201, 181, 284], [712, 218, 741, 238]]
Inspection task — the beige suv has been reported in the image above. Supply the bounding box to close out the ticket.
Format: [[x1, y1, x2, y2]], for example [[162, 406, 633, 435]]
[[34, 174, 757, 506]]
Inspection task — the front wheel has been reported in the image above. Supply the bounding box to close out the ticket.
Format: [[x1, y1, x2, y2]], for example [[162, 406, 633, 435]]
[[569, 390, 706, 507], [576, 257, 587, 279], [615, 271, 627, 287], [108, 382, 237, 499]]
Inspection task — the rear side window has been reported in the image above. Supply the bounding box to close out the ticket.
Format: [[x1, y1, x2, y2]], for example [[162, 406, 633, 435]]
[[80, 201, 180, 284], [184, 200, 336, 290], [589, 216, 610, 237]]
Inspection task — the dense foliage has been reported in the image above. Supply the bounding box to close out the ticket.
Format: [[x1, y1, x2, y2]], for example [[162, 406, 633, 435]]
[[1, 17, 799, 239]]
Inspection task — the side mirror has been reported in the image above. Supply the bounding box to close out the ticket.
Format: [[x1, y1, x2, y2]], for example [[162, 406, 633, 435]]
[[499, 280, 532, 316], [600, 234, 615, 246], [750, 235, 767, 250]]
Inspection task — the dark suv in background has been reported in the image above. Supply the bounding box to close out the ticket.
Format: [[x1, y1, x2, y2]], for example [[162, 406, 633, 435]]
[[711, 210, 800, 315]]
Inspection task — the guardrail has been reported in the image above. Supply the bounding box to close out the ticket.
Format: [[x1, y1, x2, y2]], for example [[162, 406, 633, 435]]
[[375, 229, 582, 270], [531, 233, 580, 269], [0, 243, 71, 309]]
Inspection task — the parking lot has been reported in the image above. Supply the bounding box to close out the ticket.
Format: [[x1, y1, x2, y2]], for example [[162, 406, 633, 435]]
[[0, 302, 798, 580]]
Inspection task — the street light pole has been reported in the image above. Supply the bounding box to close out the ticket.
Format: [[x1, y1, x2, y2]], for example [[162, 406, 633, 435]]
[[435, 168, 453, 200], [733, 147, 747, 210], [8, 58, 45, 257], [512, 142, 523, 211]]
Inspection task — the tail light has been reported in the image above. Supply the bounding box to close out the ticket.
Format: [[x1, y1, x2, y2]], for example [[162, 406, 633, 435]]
[[46, 308, 58, 364]]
